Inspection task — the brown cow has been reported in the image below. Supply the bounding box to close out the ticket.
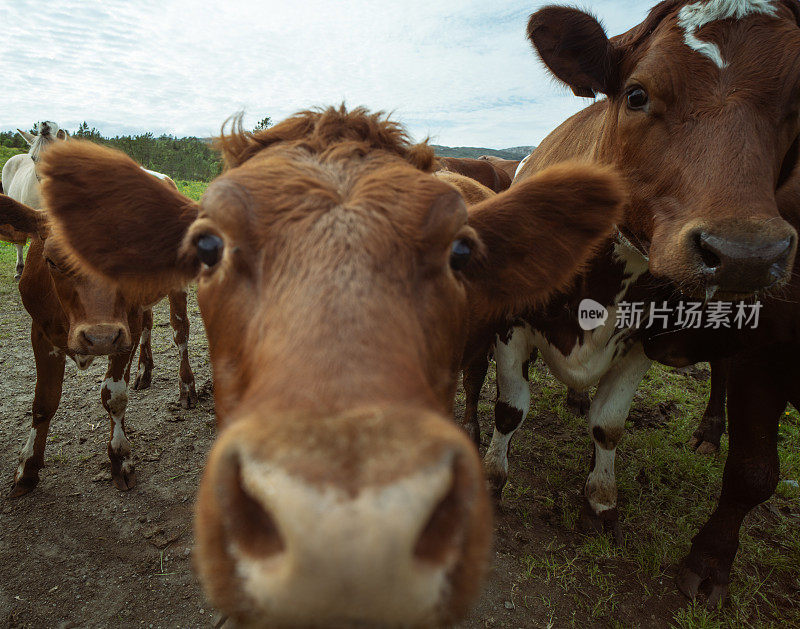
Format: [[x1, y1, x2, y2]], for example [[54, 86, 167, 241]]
[[0, 194, 197, 497], [437, 156, 512, 192], [39, 106, 624, 627], [641, 166, 800, 604], [477, 155, 521, 181], [463, 0, 800, 574]]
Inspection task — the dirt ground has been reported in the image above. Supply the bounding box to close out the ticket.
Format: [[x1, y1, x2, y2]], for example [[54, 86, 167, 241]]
[[1, 248, 798, 628]]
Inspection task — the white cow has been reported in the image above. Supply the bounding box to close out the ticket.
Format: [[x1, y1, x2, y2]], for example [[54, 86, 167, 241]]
[[1, 121, 69, 279]]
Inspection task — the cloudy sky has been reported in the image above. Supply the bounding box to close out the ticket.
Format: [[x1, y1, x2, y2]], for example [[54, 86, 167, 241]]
[[1, 1, 650, 148]]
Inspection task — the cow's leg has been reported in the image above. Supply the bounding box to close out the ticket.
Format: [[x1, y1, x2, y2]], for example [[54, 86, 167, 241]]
[[566, 387, 591, 415], [485, 328, 534, 497], [689, 359, 729, 454], [677, 351, 786, 608], [462, 352, 490, 447], [169, 289, 197, 409], [103, 350, 138, 491], [9, 325, 65, 497], [14, 242, 25, 280], [132, 307, 154, 390], [582, 343, 651, 542]]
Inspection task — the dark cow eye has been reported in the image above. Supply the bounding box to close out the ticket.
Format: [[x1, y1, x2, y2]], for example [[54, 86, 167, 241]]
[[45, 257, 60, 271], [449, 239, 472, 271], [197, 234, 224, 267], [626, 87, 649, 111]]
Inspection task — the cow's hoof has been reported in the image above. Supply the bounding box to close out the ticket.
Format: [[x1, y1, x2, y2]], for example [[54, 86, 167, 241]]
[[462, 422, 481, 448], [676, 561, 730, 609], [566, 388, 591, 416], [112, 466, 137, 491], [688, 415, 724, 455], [689, 438, 720, 455], [181, 384, 198, 409], [579, 501, 622, 545], [133, 371, 152, 391], [8, 476, 38, 498], [485, 471, 507, 501]]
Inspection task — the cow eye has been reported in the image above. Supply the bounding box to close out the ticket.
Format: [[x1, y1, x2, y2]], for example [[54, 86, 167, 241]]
[[45, 257, 61, 271], [626, 87, 649, 111], [449, 239, 472, 271], [197, 234, 224, 268]]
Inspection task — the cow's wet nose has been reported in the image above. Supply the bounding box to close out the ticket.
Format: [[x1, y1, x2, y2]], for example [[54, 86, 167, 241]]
[[196, 409, 492, 627], [691, 228, 796, 293], [75, 324, 130, 355]]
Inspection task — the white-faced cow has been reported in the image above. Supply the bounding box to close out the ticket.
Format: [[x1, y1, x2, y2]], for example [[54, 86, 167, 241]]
[[461, 0, 800, 601], [1, 121, 69, 279], [38, 106, 625, 627]]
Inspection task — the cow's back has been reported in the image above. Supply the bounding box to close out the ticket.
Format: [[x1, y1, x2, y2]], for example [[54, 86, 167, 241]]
[[2, 155, 41, 208], [437, 157, 510, 193], [517, 101, 608, 183]]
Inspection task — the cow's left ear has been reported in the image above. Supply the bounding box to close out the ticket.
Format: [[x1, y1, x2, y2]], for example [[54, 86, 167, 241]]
[[464, 162, 626, 321], [0, 194, 45, 235], [17, 129, 35, 145], [40, 140, 200, 298], [527, 7, 617, 98]]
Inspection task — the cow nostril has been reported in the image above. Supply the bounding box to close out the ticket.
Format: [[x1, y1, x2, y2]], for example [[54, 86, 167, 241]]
[[112, 328, 122, 347], [414, 471, 464, 564], [694, 232, 722, 271], [80, 330, 94, 346], [221, 459, 285, 559]]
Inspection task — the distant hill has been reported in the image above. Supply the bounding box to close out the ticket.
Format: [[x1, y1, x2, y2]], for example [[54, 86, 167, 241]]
[[432, 145, 535, 160]]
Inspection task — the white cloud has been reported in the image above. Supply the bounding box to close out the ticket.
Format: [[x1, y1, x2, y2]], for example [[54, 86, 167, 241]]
[[0, 0, 650, 147]]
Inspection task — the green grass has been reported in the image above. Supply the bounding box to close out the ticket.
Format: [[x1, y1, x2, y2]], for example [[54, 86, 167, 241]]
[[176, 180, 208, 201], [469, 359, 800, 627], [0, 145, 26, 172]]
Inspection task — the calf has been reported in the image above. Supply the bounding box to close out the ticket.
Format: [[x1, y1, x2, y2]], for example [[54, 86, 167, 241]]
[[437, 156, 512, 192], [40, 106, 624, 627], [0, 194, 196, 497], [465, 0, 800, 557]]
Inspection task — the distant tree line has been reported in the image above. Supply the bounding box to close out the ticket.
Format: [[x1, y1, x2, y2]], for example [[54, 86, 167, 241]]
[[0, 117, 273, 182]]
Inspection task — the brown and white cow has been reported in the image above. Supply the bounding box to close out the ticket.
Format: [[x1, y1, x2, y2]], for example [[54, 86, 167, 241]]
[[436, 156, 513, 192], [1, 122, 69, 279], [463, 0, 800, 563], [0, 192, 197, 497], [38, 106, 625, 627]]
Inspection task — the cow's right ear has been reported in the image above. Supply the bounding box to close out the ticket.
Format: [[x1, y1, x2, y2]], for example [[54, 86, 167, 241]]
[[0, 194, 45, 235], [463, 162, 626, 323], [17, 129, 35, 145], [527, 7, 617, 98], [40, 140, 200, 298]]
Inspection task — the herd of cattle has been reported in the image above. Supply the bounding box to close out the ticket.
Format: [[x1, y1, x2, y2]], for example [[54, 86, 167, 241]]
[[2, 1, 800, 627]]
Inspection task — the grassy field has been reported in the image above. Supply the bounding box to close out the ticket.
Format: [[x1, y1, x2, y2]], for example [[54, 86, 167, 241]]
[[0, 145, 26, 172], [478, 360, 800, 627], [175, 179, 208, 200], [1, 192, 798, 626]]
